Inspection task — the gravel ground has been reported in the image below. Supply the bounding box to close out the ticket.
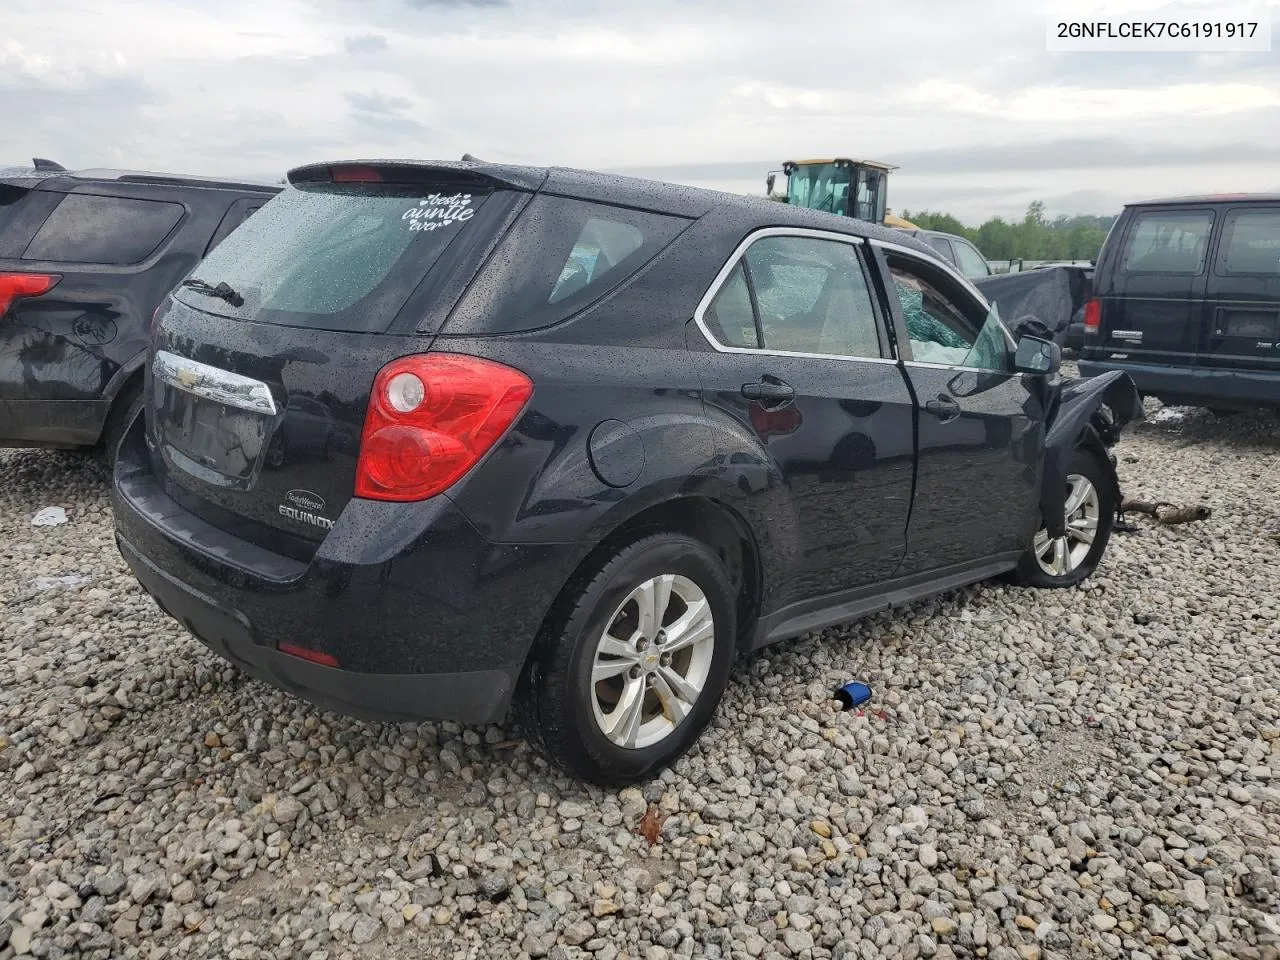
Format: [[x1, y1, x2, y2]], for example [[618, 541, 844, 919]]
[[1, 399, 1278, 960]]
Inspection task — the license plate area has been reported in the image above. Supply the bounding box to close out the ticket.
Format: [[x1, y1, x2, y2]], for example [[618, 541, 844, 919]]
[[156, 386, 271, 487], [1214, 309, 1280, 340]]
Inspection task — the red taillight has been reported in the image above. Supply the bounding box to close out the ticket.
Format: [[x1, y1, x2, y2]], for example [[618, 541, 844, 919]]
[[331, 165, 383, 183], [354, 354, 533, 502], [1083, 297, 1101, 334], [279, 642, 340, 667], [0, 272, 60, 316]]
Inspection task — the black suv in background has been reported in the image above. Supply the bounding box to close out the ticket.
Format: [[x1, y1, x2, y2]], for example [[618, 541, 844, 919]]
[[0, 159, 279, 456], [1079, 194, 1280, 412], [112, 160, 1139, 785]]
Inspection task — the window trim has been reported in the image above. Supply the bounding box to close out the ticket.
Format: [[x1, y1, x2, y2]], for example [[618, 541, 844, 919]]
[[693, 227, 897, 365], [1212, 205, 1280, 279], [872, 242, 1019, 374]]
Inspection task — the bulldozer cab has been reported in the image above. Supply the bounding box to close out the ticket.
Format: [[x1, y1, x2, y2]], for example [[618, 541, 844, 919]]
[[766, 158, 894, 223]]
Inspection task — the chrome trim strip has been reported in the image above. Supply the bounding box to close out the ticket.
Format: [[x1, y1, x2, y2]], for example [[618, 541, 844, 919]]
[[692, 227, 900, 364], [153, 350, 278, 416]]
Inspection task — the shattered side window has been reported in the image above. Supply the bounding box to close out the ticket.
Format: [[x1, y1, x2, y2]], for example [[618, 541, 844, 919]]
[[890, 263, 1010, 371]]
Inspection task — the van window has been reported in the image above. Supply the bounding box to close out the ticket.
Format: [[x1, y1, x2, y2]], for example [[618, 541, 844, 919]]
[[1218, 209, 1280, 276], [1121, 210, 1213, 274], [23, 194, 185, 265]]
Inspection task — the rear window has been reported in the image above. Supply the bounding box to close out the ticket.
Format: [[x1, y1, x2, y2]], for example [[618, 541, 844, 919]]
[[23, 194, 184, 264], [1121, 210, 1213, 274], [176, 183, 500, 333], [1217, 209, 1280, 276], [446, 194, 689, 334], [0, 185, 29, 234]]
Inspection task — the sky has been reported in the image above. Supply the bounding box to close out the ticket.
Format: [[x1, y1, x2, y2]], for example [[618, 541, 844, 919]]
[[3, 0, 1279, 224]]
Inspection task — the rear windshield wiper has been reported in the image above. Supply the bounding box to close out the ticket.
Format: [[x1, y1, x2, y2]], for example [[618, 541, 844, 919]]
[[180, 278, 245, 308]]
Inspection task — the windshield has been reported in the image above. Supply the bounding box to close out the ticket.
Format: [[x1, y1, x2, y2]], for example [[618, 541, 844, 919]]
[[786, 163, 850, 215], [175, 182, 496, 333]]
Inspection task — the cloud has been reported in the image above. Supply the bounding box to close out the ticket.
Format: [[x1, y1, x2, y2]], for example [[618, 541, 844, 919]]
[[907, 80, 1280, 121], [344, 33, 388, 54], [4, 0, 1280, 217], [343, 91, 415, 116]]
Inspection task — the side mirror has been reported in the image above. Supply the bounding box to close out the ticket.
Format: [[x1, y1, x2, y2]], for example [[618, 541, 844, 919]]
[[766, 170, 787, 202], [1014, 335, 1060, 376]]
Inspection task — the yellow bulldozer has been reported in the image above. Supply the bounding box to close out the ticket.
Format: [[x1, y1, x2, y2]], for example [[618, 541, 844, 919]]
[[766, 157, 917, 229]]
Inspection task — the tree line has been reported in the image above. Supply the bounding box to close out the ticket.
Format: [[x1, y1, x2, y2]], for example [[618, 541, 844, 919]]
[[898, 202, 1117, 261]]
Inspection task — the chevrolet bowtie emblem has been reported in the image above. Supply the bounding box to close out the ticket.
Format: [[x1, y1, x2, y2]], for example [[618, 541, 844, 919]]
[[177, 369, 200, 389]]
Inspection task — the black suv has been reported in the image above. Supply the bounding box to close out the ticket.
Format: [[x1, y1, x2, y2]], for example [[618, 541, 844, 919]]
[[112, 160, 1138, 785], [0, 159, 279, 456], [1079, 194, 1280, 411]]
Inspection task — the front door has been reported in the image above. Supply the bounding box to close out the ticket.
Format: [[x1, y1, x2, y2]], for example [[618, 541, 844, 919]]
[[872, 242, 1046, 577], [690, 231, 916, 607]]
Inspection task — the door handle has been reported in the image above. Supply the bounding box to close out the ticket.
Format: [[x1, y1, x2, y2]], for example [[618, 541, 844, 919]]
[[741, 377, 796, 405], [925, 394, 961, 422]]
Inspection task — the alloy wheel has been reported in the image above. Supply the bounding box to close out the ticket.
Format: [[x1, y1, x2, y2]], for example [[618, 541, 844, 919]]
[[589, 574, 716, 749], [1033, 472, 1101, 577]]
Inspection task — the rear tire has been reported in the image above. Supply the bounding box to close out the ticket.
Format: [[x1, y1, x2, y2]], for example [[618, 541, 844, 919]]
[[1013, 446, 1115, 588], [515, 533, 736, 786], [98, 377, 144, 466]]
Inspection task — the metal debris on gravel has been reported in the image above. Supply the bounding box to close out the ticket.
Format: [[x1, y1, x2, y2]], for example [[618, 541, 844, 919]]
[[1, 392, 1278, 960]]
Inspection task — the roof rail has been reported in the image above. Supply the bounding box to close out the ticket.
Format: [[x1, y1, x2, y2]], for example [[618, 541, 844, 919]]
[[32, 158, 66, 172]]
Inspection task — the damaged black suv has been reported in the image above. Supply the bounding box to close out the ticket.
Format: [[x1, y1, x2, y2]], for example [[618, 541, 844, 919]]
[[112, 160, 1140, 785]]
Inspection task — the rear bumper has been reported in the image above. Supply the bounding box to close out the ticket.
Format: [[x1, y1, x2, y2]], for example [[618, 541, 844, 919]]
[[111, 418, 584, 725], [117, 536, 519, 724], [1078, 358, 1280, 408]]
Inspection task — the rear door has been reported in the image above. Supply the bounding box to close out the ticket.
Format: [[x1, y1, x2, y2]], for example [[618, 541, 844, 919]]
[[691, 229, 915, 602], [1203, 205, 1280, 374], [873, 242, 1044, 576], [1103, 206, 1214, 366]]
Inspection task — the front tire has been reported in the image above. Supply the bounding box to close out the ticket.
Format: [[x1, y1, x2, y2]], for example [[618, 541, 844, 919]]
[[515, 533, 736, 786], [1014, 446, 1115, 588]]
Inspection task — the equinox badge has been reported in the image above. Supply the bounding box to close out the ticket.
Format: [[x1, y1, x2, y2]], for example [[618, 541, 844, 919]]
[[279, 489, 333, 529]]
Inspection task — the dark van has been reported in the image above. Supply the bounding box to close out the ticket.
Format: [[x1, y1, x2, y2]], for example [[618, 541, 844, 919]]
[[1079, 195, 1280, 411]]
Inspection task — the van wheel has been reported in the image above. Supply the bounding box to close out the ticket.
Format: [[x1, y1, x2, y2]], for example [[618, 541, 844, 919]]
[[99, 378, 144, 465], [515, 533, 736, 786], [1013, 447, 1115, 588]]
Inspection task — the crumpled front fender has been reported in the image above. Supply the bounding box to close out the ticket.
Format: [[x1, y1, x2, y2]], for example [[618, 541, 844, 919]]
[[1039, 371, 1143, 536]]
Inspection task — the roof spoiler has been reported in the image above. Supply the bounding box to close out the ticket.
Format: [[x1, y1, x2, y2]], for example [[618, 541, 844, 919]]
[[32, 158, 66, 172], [285, 159, 548, 193]]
